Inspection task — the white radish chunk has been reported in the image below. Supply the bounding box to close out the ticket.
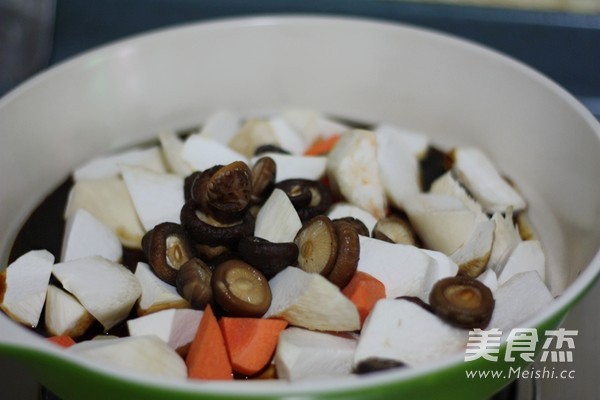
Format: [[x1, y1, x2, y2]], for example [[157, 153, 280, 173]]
[[354, 299, 468, 367], [68, 335, 187, 379], [450, 219, 495, 277], [357, 236, 431, 298], [497, 240, 545, 285], [270, 117, 308, 155], [52, 256, 141, 331], [127, 308, 203, 351], [120, 165, 184, 232], [420, 250, 459, 302], [251, 152, 327, 183], [327, 130, 386, 219], [158, 131, 193, 176], [488, 271, 553, 333], [254, 189, 302, 243], [64, 178, 145, 249], [476, 269, 499, 293], [61, 208, 122, 263], [264, 267, 360, 331], [182, 134, 248, 171], [0, 250, 54, 327], [452, 147, 526, 213], [373, 124, 429, 159], [430, 171, 483, 214], [326, 202, 378, 234], [200, 109, 241, 145], [403, 194, 477, 255], [45, 285, 94, 338], [488, 210, 522, 272], [376, 125, 422, 209], [73, 146, 166, 181], [275, 327, 357, 381], [227, 119, 278, 158], [282, 108, 348, 145], [135, 262, 189, 315]]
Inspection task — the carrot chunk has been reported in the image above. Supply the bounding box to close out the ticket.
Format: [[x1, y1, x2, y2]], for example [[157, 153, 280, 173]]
[[46, 335, 76, 348], [342, 271, 386, 326], [304, 134, 341, 156], [186, 305, 233, 380], [219, 317, 288, 376]]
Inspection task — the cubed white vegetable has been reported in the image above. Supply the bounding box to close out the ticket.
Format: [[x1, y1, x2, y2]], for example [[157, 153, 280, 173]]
[[270, 116, 308, 154], [120, 165, 184, 231], [373, 124, 429, 159], [452, 147, 526, 213], [488, 210, 522, 273], [0, 250, 54, 327], [403, 193, 477, 255], [430, 171, 483, 214], [52, 256, 141, 331], [497, 240, 545, 285], [376, 125, 422, 209], [326, 130, 386, 219], [264, 267, 360, 331], [275, 327, 357, 381], [354, 299, 468, 367], [254, 189, 302, 243], [68, 335, 187, 379], [420, 249, 459, 302], [127, 308, 203, 350], [326, 202, 378, 234], [61, 208, 122, 263], [158, 131, 193, 176], [449, 219, 495, 276], [182, 134, 248, 171], [251, 152, 327, 183], [45, 285, 94, 338], [282, 108, 348, 145], [64, 178, 145, 249], [357, 236, 431, 298], [73, 146, 166, 181], [488, 271, 553, 333], [200, 109, 241, 145], [135, 262, 189, 315]]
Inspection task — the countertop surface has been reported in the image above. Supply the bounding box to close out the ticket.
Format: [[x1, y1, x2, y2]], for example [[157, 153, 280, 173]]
[[1, 1, 599, 399]]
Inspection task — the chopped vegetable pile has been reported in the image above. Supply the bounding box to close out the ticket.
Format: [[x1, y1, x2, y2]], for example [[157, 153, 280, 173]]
[[0, 108, 553, 381]]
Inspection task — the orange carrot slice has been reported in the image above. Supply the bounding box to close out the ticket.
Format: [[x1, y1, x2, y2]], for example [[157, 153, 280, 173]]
[[46, 335, 76, 348], [219, 317, 288, 376], [186, 305, 233, 380], [304, 134, 341, 156], [342, 271, 386, 326]]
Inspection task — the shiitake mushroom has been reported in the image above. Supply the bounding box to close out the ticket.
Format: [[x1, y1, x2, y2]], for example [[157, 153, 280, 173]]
[[294, 215, 338, 276], [180, 201, 255, 246], [331, 217, 370, 237], [327, 220, 360, 289], [142, 222, 195, 285], [237, 236, 298, 278], [251, 156, 277, 205], [354, 358, 406, 375], [276, 179, 332, 222], [372, 215, 417, 246], [212, 259, 272, 317], [254, 144, 290, 156], [176, 258, 213, 310], [191, 162, 252, 224], [429, 276, 494, 329]]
